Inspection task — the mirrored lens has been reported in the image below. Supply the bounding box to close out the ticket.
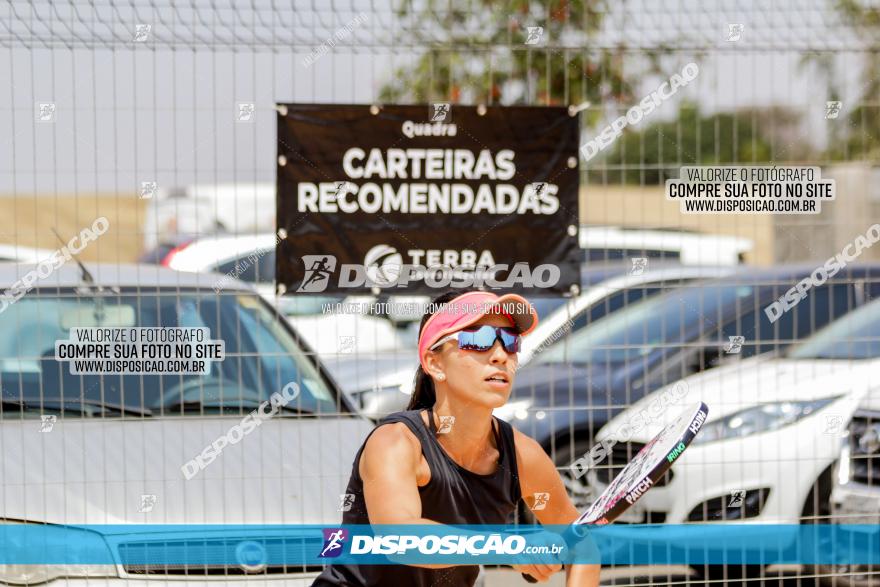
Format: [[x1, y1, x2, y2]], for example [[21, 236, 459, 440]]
[[497, 328, 521, 352], [457, 325, 520, 352]]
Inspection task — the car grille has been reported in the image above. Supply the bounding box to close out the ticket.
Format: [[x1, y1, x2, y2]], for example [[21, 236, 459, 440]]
[[686, 488, 770, 522], [850, 411, 880, 486], [594, 442, 673, 487], [118, 536, 324, 577]]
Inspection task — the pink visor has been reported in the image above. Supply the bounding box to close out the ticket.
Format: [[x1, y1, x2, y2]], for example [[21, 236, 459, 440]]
[[418, 291, 539, 371]]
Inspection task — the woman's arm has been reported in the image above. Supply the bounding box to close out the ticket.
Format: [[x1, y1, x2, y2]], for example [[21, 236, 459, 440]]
[[358, 422, 455, 569], [359, 422, 572, 574], [513, 429, 601, 587]]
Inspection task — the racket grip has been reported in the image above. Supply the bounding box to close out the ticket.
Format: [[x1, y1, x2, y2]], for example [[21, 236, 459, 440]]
[[522, 565, 568, 583], [520, 526, 583, 581]]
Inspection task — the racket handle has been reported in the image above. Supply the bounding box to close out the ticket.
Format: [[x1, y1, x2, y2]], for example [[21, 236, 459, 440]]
[[520, 526, 581, 581], [522, 562, 568, 582], [522, 565, 568, 583]]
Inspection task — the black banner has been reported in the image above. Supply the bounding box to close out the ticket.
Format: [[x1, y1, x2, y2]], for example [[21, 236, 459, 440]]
[[276, 104, 580, 295]]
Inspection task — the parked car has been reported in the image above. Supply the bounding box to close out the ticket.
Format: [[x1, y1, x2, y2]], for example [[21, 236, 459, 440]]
[[518, 264, 735, 364], [136, 234, 194, 265], [0, 243, 57, 263], [509, 264, 880, 510], [0, 262, 373, 586], [579, 225, 752, 265], [161, 232, 282, 300], [346, 264, 734, 420], [589, 295, 880, 582], [824, 379, 880, 586], [142, 183, 275, 251], [163, 233, 414, 357], [832, 393, 880, 524]]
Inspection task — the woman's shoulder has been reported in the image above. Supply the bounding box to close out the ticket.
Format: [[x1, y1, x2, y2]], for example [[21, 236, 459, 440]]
[[378, 408, 423, 423], [508, 425, 551, 465], [357, 410, 433, 489], [364, 410, 424, 454]]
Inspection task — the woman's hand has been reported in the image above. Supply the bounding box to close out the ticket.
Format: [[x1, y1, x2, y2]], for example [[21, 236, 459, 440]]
[[513, 429, 601, 587], [510, 529, 566, 582], [512, 562, 561, 583]]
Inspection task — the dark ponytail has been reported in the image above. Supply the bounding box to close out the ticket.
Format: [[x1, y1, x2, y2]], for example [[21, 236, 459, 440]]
[[407, 289, 474, 410]]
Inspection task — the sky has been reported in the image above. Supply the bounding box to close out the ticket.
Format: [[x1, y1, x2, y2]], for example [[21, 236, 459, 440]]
[[0, 0, 871, 195]]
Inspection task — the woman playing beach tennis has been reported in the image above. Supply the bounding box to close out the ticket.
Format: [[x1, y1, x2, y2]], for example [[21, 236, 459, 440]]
[[313, 290, 601, 586]]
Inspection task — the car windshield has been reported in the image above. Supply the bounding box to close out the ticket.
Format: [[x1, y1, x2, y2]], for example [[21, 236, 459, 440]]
[[0, 289, 343, 418], [534, 283, 755, 364], [526, 267, 631, 325], [278, 295, 345, 316], [786, 297, 880, 360], [529, 297, 567, 321]]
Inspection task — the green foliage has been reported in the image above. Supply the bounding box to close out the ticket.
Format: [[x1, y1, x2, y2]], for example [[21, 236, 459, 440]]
[[830, 104, 880, 160], [379, 0, 636, 128], [380, 1, 813, 179], [818, 0, 880, 159], [591, 102, 808, 184]]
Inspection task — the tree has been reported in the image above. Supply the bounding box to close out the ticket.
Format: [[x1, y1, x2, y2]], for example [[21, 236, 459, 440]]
[[816, 0, 880, 159], [592, 102, 812, 184], [378, 0, 646, 129]]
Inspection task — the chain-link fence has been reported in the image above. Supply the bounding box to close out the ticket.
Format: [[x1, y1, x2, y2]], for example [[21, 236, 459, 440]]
[[1, 1, 879, 585]]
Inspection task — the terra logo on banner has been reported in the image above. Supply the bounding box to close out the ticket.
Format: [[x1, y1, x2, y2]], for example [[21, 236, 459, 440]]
[[296, 246, 561, 292]]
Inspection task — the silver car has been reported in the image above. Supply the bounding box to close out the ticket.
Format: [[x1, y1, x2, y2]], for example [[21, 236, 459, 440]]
[[0, 262, 373, 585]]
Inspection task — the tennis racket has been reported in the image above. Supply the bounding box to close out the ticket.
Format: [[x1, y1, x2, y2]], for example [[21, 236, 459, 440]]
[[522, 401, 709, 582]]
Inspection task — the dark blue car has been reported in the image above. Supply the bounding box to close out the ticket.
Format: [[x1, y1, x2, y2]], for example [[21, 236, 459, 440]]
[[508, 264, 880, 509]]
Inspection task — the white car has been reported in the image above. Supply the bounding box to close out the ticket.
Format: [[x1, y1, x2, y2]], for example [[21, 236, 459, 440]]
[[0, 243, 57, 263], [0, 262, 374, 586], [832, 392, 880, 524], [161, 232, 281, 302], [590, 296, 880, 531], [164, 233, 415, 357], [822, 368, 880, 586], [579, 225, 752, 266], [143, 183, 275, 251]]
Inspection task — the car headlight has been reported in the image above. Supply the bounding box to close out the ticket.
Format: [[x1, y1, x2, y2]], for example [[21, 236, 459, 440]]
[[493, 400, 532, 422], [0, 521, 117, 585], [692, 397, 839, 445]]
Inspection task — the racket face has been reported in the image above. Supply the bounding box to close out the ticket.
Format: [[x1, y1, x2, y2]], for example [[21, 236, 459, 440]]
[[574, 401, 709, 526]]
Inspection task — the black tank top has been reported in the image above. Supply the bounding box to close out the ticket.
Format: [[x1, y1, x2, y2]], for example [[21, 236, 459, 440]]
[[312, 408, 522, 586]]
